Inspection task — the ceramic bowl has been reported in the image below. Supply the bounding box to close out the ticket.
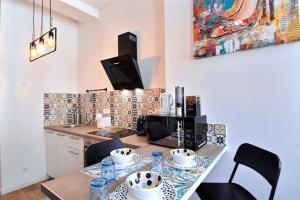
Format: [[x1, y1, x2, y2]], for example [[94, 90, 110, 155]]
[[126, 171, 163, 199], [170, 148, 195, 165], [110, 148, 135, 165]]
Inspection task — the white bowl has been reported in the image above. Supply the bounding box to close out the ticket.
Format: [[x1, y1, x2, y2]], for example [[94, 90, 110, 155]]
[[170, 148, 195, 165], [126, 171, 163, 199], [110, 148, 135, 165]]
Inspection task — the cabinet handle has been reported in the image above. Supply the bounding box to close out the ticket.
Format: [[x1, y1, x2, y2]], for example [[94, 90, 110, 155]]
[[46, 130, 53, 134], [69, 150, 79, 155], [56, 133, 65, 137]]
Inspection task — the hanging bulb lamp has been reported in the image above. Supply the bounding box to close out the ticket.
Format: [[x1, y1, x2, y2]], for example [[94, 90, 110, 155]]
[[29, 0, 57, 62]]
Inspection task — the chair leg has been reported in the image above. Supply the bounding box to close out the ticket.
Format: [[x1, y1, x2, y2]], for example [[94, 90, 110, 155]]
[[229, 163, 239, 183]]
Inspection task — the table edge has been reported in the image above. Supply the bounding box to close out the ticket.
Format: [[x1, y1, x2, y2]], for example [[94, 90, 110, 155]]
[[181, 146, 227, 200]]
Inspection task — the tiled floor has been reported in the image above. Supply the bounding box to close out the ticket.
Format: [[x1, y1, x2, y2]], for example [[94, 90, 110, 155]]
[[0, 182, 49, 200]]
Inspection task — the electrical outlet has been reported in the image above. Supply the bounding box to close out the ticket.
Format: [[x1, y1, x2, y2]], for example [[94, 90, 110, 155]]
[[214, 124, 226, 135], [22, 167, 28, 173]]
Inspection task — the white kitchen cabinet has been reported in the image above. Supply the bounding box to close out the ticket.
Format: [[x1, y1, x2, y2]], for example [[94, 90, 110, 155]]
[[45, 130, 57, 178], [45, 130, 84, 178], [65, 147, 84, 174]]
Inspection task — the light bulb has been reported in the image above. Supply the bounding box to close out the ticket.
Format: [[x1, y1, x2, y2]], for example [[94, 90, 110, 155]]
[[30, 42, 37, 58], [37, 37, 45, 54], [47, 31, 55, 47]]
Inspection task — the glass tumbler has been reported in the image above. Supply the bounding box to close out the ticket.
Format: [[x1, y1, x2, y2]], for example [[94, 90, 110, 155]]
[[151, 151, 164, 172], [101, 160, 116, 183], [89, 177, 109, 200]]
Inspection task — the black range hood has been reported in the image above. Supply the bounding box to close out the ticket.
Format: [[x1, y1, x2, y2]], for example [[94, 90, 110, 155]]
[[101, 32, 144, 90]]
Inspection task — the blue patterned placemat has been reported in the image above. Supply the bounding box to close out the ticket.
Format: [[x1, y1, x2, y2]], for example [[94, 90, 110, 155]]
[[81, 155, 212, 200]]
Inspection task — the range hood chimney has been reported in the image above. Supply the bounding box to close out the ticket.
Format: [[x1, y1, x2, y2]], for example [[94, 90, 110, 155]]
[[101, 32, 144, 90]]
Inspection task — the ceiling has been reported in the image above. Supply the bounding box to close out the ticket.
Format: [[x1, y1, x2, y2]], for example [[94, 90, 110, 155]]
[[26, 0, 115, 23], [80, 0, 114, 10]]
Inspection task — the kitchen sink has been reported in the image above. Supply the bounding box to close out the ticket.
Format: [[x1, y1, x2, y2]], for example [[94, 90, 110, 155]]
[[59, 124, 86, 128]]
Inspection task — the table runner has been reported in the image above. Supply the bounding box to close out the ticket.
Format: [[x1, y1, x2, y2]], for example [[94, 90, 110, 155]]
[[81, 155, 212, 200]]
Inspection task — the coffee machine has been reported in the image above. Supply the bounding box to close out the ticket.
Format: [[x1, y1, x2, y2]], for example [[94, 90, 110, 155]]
[[146, 114, 207, 151]]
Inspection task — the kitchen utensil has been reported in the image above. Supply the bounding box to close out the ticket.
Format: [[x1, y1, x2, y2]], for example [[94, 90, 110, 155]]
[[111, 180, 176, 200], [175, 86, 184, 116], [101, 160, 116, 183], [126, 171, 163, 199], [160, 93, 173, 114], [170, 149, 195, 165], [165, 155, 205, 170], [89, 177, 109, 200], [102, 154, 143, 169], [110, 148, 135, 165], [151, 151, 164, 172]]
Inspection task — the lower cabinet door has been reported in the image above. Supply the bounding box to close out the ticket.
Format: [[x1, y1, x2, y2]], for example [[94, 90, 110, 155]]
[[65, 147, 84, 174], [55, 132, 69, 178], [45, 130, 84, 178], [45, 130, 57, 178]]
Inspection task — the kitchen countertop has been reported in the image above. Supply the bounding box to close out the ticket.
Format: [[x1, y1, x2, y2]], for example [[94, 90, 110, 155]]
[[44, 125, 149, 148]]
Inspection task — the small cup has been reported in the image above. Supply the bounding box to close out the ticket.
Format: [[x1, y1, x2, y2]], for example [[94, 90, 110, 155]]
[[89, 177, 109, 200], [151, 151, 164, 172], [101, 160, 116, 183]]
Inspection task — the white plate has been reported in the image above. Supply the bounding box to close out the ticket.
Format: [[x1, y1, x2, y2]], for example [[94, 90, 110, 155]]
[[126, 190, 163, 200], [103, 154, 142, 169], [111, 180, 176, 200], [165, 155, 205, 170]]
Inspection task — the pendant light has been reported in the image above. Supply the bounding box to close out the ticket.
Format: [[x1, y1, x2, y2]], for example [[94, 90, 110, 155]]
[[37, 0, 45, 55], [30, 0, 37, 58], [29, 0, 57, 62], [47, 0, 55, 47]]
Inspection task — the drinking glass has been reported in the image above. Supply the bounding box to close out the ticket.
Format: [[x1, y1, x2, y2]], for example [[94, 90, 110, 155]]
[[101, 160, 116, 183], [89, 177, 109, 200], [151, 151, 164, 172]]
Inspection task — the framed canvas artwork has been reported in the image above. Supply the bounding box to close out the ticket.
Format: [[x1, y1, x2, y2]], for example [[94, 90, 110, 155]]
[[193, 0, 300, 58]]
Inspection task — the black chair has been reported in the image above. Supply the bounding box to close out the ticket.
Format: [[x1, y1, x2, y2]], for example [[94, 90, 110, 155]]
[[86, 139, 125, 166], [197, 143, 281, 200]]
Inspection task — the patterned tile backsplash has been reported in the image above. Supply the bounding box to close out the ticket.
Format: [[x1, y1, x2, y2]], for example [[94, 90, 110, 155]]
[[44, 93, 79, 126], [44, 88, 226, 146], [44, 88, 165, 129], [207, 124, 226, 146]]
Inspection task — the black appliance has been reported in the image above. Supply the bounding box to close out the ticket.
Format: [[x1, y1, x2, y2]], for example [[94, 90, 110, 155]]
[[186, 96, 201, 116], [136, 116, 147, 136], [101, 32, 144, 90], [146, 114, 207, 151]]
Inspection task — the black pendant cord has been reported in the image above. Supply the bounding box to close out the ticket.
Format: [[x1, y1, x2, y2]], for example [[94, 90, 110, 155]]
[[49, 0, 53, 29], [32, 0, 35, 40], [40, 0, 44, 36]]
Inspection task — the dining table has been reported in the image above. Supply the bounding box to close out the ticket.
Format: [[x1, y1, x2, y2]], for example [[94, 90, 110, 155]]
[[41, 143, 226, 200]]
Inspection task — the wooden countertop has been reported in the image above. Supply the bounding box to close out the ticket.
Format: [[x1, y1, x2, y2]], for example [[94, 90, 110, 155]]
[[41, 144, 226, 200], [44, 125, 149, 148]]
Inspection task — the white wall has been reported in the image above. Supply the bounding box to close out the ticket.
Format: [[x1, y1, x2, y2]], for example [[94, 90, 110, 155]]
[[164, 0, 300, 199], [0, 0, 78, 194], [0, 0, 4, 190], [77, 0, 165, 92]]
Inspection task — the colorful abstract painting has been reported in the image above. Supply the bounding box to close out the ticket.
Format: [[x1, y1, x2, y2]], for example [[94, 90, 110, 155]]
[[193, 0, 300, 58]]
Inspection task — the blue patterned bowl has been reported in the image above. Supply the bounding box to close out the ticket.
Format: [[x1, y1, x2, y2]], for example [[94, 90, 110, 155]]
[[170, 148, 195, 165], [126, 171, 163, 199], [110, 148, 135, 164]]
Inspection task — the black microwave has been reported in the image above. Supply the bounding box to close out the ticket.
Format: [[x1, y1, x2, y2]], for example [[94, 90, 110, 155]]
[[146, 114, 207, 151]]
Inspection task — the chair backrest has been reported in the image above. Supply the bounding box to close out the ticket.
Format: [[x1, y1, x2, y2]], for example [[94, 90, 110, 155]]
[[86, 139, 125, 166], [229, 143, 281, 200]]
